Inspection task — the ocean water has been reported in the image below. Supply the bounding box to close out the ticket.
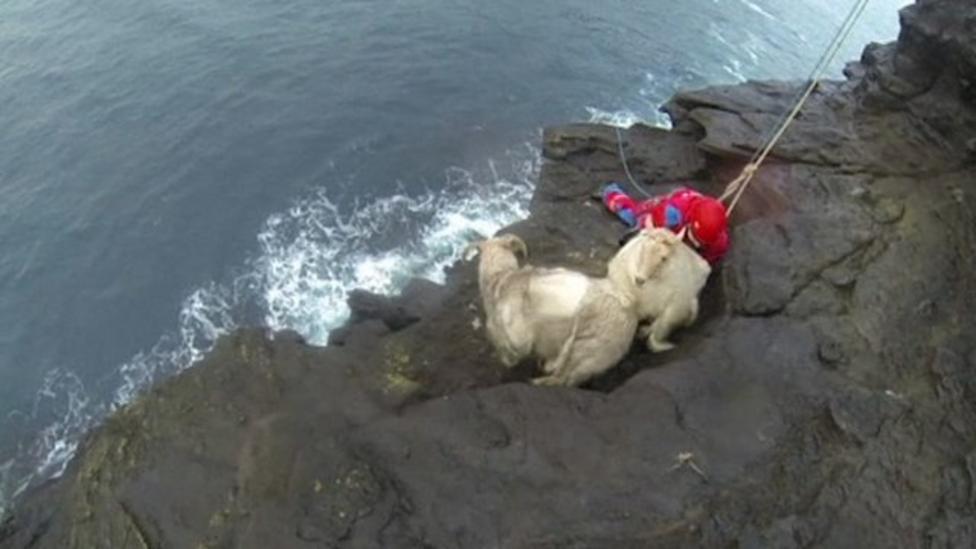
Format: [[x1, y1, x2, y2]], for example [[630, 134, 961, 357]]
[[0, 0, 906, 513]]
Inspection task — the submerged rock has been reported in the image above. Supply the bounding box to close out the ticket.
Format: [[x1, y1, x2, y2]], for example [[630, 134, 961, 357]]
[[4, 1, 976, 547]]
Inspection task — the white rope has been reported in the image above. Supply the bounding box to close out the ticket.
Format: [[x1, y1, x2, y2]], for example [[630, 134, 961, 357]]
[[720, 0, 871, 214], [614, 125, 652, 198]]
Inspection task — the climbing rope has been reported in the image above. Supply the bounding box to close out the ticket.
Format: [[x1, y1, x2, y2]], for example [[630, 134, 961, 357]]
[[719, 0, 871, 214], [614, 125, 653, 198], [613, 0, 870, 212]]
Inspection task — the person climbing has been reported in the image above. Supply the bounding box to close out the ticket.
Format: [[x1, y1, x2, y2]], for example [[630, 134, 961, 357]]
[[601, 182, 729, 265]]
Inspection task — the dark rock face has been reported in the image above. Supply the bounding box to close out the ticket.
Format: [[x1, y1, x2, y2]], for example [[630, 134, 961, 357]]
[[4, 1, 976, 547]]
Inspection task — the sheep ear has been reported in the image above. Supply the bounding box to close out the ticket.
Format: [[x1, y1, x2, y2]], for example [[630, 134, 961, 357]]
[[633, 239, 672, 285], [463, 242, 481, 261]]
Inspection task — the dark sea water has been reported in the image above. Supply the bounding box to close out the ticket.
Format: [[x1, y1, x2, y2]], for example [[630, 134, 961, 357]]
[[0, 0, 906, 511]]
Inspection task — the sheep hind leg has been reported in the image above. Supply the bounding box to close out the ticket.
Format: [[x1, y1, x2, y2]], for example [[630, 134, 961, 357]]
[[541, 319, 579, 374], [534, 335, 613, 388], [533, 345, 580, 387], [532, 354, 605, 387], [532, 336, 580, 386], [531, 366, 588, 387], [531, 374, 566, 386]]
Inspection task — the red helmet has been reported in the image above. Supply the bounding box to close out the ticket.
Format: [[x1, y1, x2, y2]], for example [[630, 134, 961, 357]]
[[687, 197, 728, 247]]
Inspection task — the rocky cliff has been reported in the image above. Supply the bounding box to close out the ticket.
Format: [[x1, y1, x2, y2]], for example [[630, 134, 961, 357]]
[[3, 1, 976, 547]]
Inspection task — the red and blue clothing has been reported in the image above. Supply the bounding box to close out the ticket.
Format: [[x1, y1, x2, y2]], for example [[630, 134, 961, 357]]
[[602, 183, 729, 265]]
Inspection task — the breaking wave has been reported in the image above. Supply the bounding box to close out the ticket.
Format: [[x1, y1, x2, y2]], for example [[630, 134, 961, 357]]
[[584, 107, 645, 128], [256, 151, 537, 344], [0, 143, 539, 516]]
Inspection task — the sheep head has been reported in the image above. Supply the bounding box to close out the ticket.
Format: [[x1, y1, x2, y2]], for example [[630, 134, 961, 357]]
[[464, 233, 528, 261], [610, 227, 679, 288]]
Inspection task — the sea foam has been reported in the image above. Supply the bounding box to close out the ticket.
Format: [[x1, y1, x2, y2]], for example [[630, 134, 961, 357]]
[[0, 143, 538, 516]]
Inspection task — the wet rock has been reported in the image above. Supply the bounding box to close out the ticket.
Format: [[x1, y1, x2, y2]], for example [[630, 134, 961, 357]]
[[348, 289, 421, 330], [347, 277, 448, 332], [329, 278, 449, 346], [537, 122, 707, 207]]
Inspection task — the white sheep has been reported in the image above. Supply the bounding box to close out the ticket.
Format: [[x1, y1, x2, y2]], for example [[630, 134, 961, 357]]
[[464, 231, 677, 387], [618, 228, 712, 352]]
